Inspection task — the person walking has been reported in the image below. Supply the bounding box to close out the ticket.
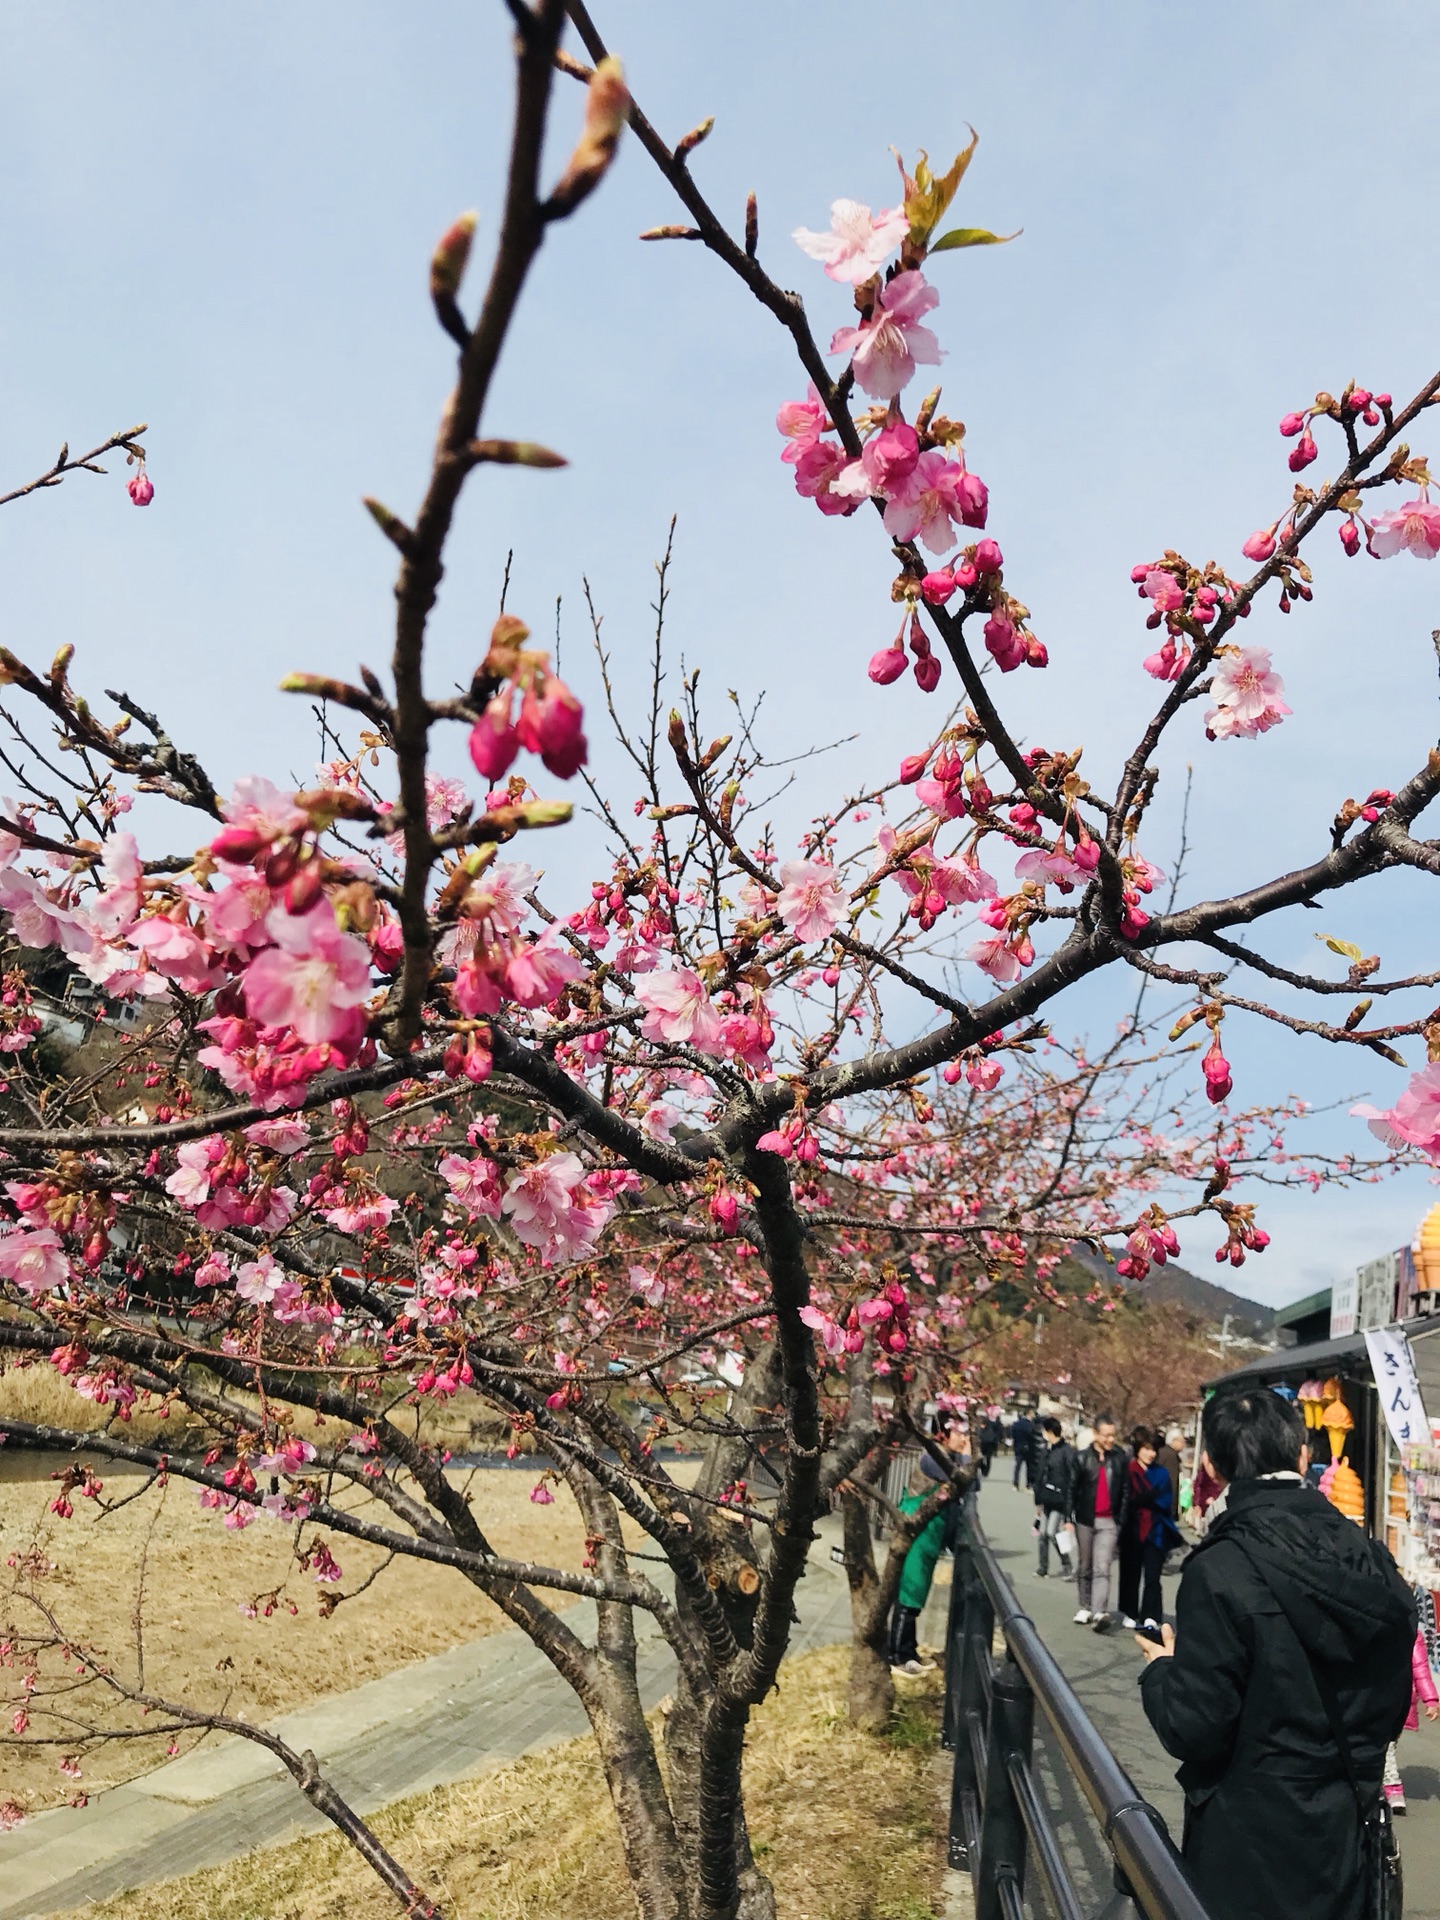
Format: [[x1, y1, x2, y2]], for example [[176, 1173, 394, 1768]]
[[1138, 1387, 1414, 1920], [976, 1413, 1000, 1478], [1071, 1414, 1127, 1629], [1032, 1416, 1076, 1578], [1381, 1605, 1440, 1812], [1009, 1410, 1035, 1489], [1117, 1427, 1181, 1629], [1156, 1426, 1184, 1518]]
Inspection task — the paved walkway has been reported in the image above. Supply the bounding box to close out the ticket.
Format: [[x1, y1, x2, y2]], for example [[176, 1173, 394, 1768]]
[[0, 1529, 854, 1919], [974, 1474, 1440, 1919]]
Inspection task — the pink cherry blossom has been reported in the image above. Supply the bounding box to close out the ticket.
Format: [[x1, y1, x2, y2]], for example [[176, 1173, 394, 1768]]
[[90, 833, 143, 937], [1141, 568, 1184, 612], [504, 926, 586, 1008], [127, 468, 154, 506], [1369, 498, 1440, 560], [0, 1226, 70, 1295], [218, 777, 307, 850], [243, 899, 372, 1045], [1353, 1063, 1440, 1161], [831, 422, 920, 505], [323, 1192, 398, 1234], [245, 1118, 311, 1155], [502, 1153, 613, 1267], [1205, 646, 1292, 741], [775, 859, 846, 943], [235, 1253, 284, 1304], [793, 199, 909, 284], [829, 271, 942, 401], [126, 914, 224, 993], [792, 438, 857, 515], [633, 967, 726, 1054], [881, 452, 987, 553], [966, 935, 1024, 985], [438, 1152, 503, 1218], [776, 386, 828, 462]]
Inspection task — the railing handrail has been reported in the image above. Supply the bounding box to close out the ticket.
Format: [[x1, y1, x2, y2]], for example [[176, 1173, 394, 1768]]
[[947, 1493, 1214, 1920]]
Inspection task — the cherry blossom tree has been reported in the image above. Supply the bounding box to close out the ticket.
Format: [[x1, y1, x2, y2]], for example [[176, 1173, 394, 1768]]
[[0, 3, 1437, 1917]]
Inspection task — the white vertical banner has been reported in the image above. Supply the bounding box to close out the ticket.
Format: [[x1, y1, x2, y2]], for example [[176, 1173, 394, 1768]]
[[1365, 1326, 1427, 1450]]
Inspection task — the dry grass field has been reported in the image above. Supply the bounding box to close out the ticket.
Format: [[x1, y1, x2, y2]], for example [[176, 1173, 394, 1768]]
[[57, 1646, 946, 1920]]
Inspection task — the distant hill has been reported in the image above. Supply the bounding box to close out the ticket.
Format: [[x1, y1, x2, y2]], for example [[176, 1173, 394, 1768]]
[[1065, 1244, 1274, 1337]]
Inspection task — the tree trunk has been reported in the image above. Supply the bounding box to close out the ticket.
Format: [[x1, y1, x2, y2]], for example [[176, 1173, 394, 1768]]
[[590, 1659, 694, 1920], [839, 1477, 894, 1730]]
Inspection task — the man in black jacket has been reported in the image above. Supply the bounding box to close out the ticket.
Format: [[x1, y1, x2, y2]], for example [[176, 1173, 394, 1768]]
[[1031, 1416, 1075, 1577], [1139, 1388, 1414, 1920], [1071, 1416, 1128, 1629], [1009, 1411, 1035, 1488]]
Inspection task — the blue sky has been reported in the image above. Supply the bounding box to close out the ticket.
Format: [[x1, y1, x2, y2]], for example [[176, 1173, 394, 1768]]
[[1, 2, 1439, 1306]]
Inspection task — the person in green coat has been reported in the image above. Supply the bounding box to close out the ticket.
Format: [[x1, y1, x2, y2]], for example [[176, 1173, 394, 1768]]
[[889, 1475, 950, 1675]]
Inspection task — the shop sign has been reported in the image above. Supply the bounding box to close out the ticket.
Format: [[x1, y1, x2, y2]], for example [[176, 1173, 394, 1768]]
[[1365, 1326, 1427, 1449]]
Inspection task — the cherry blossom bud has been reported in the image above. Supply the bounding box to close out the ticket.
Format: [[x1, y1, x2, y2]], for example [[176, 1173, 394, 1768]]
[[210, 825, 267, 864], [1376, 393, 1392, 408], [920, 568, 957, 604], [973, 538, 1003, 575], [942, 1060, 963, 1084], [430, 212, 477, 301], [914, 654, 941, 692], [983, 616, 1025, 672], [898, 753, 929, 784], [548, 57, 628, 217], [709, 1190, 739, 1234], [1202, 1036, 1232, 1104], [1347, 389, 1372, 412], [954, 561, 979, 590], [1287, 430, 1317, 473], [468, 696, 520, 782], [907, 619, 931, 660], [1241, 528, 1276, 563], [821, 965, 840, 986], [1129, 563, 1150, 584], [1339, 517, 1360, 556], [1278, 411, 1306, 438], [1025, 635, 1048, 669], [868, 646, 909, 685], [127, 469, 154, 507]]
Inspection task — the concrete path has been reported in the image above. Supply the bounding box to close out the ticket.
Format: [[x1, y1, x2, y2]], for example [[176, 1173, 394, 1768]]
[[974, 1475, 1440, 1919], [0, 1531, 855, 1919]]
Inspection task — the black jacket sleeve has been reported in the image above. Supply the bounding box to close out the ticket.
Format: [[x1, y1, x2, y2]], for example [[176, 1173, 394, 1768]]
[[1140, 1544, 1251, 1771]]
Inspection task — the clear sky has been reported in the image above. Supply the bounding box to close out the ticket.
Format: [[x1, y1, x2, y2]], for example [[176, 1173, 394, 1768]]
[[2, 2, 1439, 1307]]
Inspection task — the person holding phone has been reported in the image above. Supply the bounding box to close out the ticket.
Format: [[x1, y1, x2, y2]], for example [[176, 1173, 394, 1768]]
[[1136, 1389, 1414, 1920]]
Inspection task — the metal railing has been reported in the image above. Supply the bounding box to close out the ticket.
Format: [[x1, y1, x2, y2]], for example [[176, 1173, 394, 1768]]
[[943, 1497, 1211, 1920]]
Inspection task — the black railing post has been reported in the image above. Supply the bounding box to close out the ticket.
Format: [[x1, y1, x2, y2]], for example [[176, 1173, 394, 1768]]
[[948, 1524, 994, 1869], [975, 1657, 1034, 1920], [942, 1528, 968, 1751]]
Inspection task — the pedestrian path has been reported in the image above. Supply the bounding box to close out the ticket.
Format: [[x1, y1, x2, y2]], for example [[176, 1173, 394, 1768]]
[[0, 1531, 854, 1919], [976, 1476, 1440, 1919]]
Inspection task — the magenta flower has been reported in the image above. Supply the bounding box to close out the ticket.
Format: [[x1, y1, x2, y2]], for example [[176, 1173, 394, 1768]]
[[501, 1153, 612, 1267], [793, 199, 909, 284], [1369, 498, 1440, 560], [1204, 645, 1291, 740], [882, 452, 987, 554], [775, 858, 846, 943], [1141, 568, 1184, 613], [1202, 1037, 1233, 1104], [127, 468, 154, 507], [829, 270, 942, 401]]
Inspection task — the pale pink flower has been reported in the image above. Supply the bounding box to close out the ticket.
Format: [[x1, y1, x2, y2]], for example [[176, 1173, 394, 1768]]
[[901, 854, 995, 907], [204, 868, 275, 953], [502, 1153, 613, 1267], [438, 1152, 503, 1218], [640, 1102, 679, 1142], [966, 936, 1024, 985], [90, 833, 143, 937], [126, 915, 223, 993], [1353, 1063, 1440, 1161], [323, 1192, 397, 1234], [505, 926, 586, 1008], [0, 1226, 70, 1295], [243, 899, 372, 1044], [194, 1252, 231, 1288], [829, 270, 942, 401], [219, 777, 307, 844], [1142, 568, 1184, 612], [1369, 498, 1440, 560], [165, 1138, 217, 1209], [244, 1118, 311, 1155], [776, 386, 828, 462], [633, 968, 726, 1054], [793, 199, 909, 284], [235, 1253, 283, 1304], [775, 859, 846, 943], [446, 862, 536, 953], [629, 1264, 666, 1307], [881, 453, 987, 552], [1014, 846, 1085, 891], [1205, 646, 1292, 740]]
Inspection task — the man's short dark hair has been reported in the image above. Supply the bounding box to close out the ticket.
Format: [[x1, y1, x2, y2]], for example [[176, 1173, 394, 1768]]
[[1094, 1411, 1116, 1429], [1204, 1389, 1306, 1482], [1042, 1416, 1063, 1438]]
